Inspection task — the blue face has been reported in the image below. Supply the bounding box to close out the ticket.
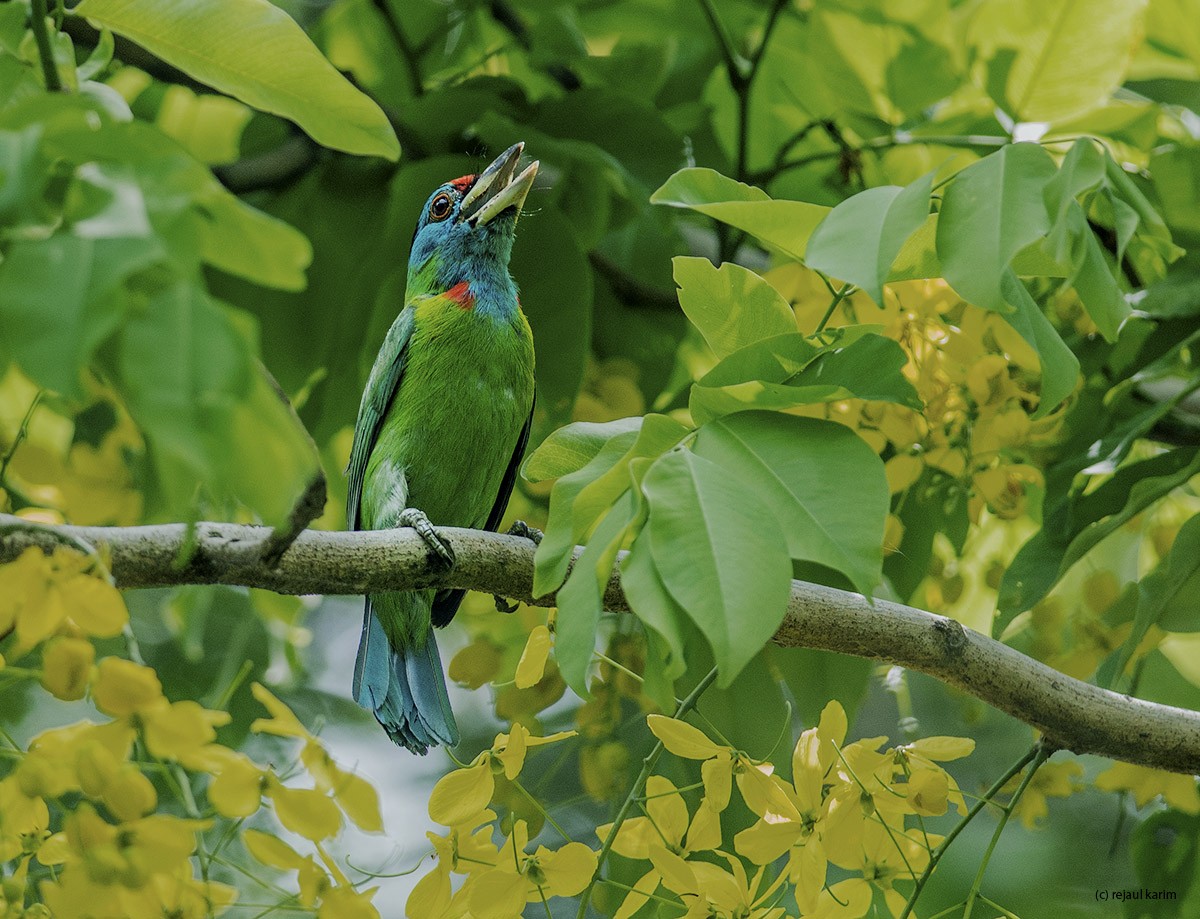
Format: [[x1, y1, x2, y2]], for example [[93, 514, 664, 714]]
[[408, 176, 519, 292]]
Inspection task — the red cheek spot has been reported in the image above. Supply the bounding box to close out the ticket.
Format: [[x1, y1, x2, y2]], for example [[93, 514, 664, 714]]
[[450, 174, 477, 192], [446, 281, 475, 310]]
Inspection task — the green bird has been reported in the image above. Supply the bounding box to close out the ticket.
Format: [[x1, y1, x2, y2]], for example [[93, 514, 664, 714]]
[[347, 143, 538, 753]]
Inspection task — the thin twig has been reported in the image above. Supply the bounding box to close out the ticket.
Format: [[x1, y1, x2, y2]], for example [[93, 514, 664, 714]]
[[29, 0, 63, 91], [576, 667, 718, 918]]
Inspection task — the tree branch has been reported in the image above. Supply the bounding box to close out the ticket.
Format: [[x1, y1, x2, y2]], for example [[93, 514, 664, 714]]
[[3, 516, 1199, 775]]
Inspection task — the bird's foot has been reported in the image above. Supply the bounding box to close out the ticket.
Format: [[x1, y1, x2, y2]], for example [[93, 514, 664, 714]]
[[506, 520, 543, 545], [493, 521, 541, 613], [398, 508, 455, 570]]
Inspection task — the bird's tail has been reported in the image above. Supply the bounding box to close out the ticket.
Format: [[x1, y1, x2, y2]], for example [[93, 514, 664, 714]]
[[352, 594, 459, 755]]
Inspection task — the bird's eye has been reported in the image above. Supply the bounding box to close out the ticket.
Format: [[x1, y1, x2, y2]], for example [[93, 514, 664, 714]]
[[429, 192, 453, 222]]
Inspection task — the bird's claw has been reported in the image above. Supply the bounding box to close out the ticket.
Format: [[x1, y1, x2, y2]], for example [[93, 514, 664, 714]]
[[506, 520, 543, 546], [398, 508, 456, 570], [494, 595, 520, 614]]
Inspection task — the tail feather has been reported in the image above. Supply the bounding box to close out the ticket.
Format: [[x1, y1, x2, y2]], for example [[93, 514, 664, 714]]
[[353, 596, 459, 755]]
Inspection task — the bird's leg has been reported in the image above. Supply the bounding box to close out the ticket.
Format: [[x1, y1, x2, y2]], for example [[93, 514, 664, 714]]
[[493, 521, 543, 613], [398, 508, 455, 570], [506, 520, 543, 545]]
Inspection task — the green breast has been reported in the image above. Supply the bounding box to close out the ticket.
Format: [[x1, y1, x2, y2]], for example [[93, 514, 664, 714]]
[[361, 300, 535, 531]]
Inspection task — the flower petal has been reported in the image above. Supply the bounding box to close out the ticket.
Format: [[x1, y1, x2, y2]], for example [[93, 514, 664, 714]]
[[647, 715, 723, 760], [428, 763, 494, 827]]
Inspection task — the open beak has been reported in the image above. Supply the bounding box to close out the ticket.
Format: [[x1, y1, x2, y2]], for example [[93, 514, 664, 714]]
[[460, 142, 539, 227]]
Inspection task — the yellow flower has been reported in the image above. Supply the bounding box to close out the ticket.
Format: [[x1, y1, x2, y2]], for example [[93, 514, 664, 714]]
[[427, 727, 575, 826], [265, 776, 342, 842], [0, 777, 49, 862], [19, 720, 135, 799], [646, 714, 799, 822], [190, 745, 265, 818], [91, 657, 163, 716], [515, 624, 553, 689], [651, 848, 789, 919], [0, 548, 126, 654], [318, 885, 381, 919], [468, 821, 596, 919], [1004, 760, 1083, 828], [596, 776, 719, 919], [733, 702, 851, 912], [250, 682, 315, 740], [301, 742, 384, 832], [39, 636, 95, 701], [408, 811, 501, 919], [1094, 763, 1200, 814]]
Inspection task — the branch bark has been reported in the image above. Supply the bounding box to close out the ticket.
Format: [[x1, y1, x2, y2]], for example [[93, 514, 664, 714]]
[[3, 516, 1199, 775]]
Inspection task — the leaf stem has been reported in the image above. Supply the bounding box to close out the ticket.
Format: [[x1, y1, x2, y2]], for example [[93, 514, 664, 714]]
[[962, 743, 1051, 919], [575, 666, 718, 918], [29, 0, 63, 91], [370, 0, 423, 97], [814, 283, 855, 335]]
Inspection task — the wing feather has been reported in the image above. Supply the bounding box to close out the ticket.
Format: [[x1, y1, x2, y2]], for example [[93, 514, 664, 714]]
[[346, 307, 415, 531]]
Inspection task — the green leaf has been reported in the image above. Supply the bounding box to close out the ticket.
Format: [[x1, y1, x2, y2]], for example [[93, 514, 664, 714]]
[[689, 332, 921, 425], [998, 447, 1200, 625], [523, 417, 643, 483], [620, 529, 689, 683], [555, 492, 637, 696], [73, 0, 399, 159], [642, 449, 792, 685], [652, 168, 828, 261], [0, 235, 164, 397], [1042, 138, 1106, 266], [1146, 514, 1200, 633], [805, 172, 933, 306], [999, 270, 1080, 416], [671, 257, 797, 358], [533, 427, 641, 597], [692, 413, 887, 596], [1069, 207, 1129, 342], [970, 0, 1149, 122], [936, 143, 1058, 313], [572, 414, 690, 535], [198, 191, 312, 292]]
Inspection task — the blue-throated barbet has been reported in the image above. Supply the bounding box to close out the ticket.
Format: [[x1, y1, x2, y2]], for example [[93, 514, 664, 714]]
[[347, 143, 538, 753]]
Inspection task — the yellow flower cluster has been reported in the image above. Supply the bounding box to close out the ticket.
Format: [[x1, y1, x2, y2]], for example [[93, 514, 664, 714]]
[[1, 370, 143, 527], [770, 268, 1063, 538], [601, 702, 973, 919], [0, 547, 385, 917], [408, 727, 597, 918]]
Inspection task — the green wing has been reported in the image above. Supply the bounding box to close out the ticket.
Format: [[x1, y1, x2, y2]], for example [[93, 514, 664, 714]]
[[346, 306, 415, 531], [430, 400, 535, 627]]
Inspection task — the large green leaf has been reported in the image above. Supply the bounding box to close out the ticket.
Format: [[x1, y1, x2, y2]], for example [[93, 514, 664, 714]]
[[936, 143, 1058, 314], [0, 234, 164, 397], [805, 173, 933, 306], [1144, 514, 1200, 633], [969, 0, 1149, 122], [533, 427, 641, 597], [620, 528, 690, 684], [692, 413, 887, 596], [689, 332, 921, 425], [998, 447, 1200, 626], [523, 417, 644, 483], [74, 0, 398, 159], [555, 492, 637, 696], [642, 449, 792, 685], [652, 168, 828, 261], [671, 257, 797, 358], [114, 281, 321, 526], [1000, 270, 1080, 416]]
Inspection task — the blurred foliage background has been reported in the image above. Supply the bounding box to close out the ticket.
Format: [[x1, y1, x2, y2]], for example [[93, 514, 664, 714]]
[[3, 0, 1200, 917]]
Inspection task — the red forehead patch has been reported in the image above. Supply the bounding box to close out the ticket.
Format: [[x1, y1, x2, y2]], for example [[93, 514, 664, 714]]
[[450, 174, 477, 191]]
